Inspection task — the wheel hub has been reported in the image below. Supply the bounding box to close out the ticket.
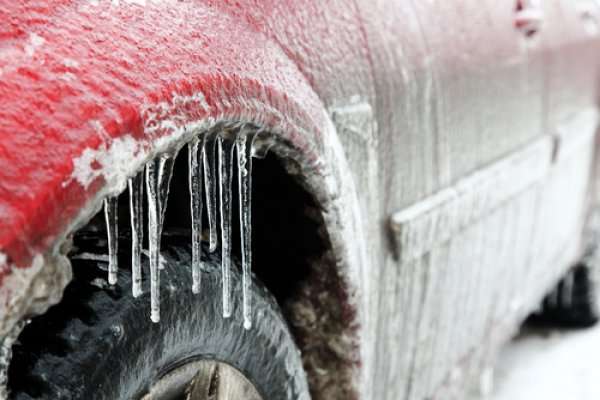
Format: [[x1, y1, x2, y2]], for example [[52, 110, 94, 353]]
[[142, 360, 263, 400]]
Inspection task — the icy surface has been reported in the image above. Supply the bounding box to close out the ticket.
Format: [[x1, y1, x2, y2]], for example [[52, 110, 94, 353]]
[[218, 134, 235, 319], [203, 132, 219, 253], [71, 135, 145, 192], [104, 197, 119, 285], [237, 133, 254, 329], [145, 153, 176, 323], [491, 326, 600, 400], [128, 174, 143, 298], [146, 161, 161, 322], [188, 138, 203, 294], [95, 129, 265, 324]]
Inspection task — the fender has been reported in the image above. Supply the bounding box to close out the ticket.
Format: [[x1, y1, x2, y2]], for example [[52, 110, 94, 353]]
[[2, 1, 600, 400], [0, 2, 368, 396]]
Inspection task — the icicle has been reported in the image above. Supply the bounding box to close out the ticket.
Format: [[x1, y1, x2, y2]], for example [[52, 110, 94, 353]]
[[203, 131, 219, 252], [218, 134, 235, 318], [146, 162, 160, 323], [237, 132, 255, 329], [146, 153, 176, 323], [128, 173, 143, 298], [251, 129, 273, 159], [157, 153, 176, 232], [189, 137, 203, 294], [104, 196, 119, 285]]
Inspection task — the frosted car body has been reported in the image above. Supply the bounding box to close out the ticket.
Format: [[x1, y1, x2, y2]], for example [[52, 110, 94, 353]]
[[1, 0, 600, 399]]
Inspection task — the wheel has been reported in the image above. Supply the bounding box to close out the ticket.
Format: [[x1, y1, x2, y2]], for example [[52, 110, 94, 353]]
[[527, 263, 599, 328], [7, 229, 310, 400]]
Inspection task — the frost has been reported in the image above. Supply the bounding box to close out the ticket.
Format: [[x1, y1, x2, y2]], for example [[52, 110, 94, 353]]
[[62, 58, 80, 69], [24, 33, 45, 57], [71, 135, 145, 192]]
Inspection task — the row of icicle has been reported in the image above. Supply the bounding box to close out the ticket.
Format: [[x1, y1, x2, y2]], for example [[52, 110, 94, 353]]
[[103, 129, 257, 329]]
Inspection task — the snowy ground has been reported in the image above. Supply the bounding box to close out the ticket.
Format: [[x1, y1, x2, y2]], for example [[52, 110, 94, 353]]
[[491, 324, 600, 400]]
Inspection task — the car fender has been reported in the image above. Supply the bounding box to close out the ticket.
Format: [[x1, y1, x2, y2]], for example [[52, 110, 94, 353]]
[[0, 5, 368, 396]]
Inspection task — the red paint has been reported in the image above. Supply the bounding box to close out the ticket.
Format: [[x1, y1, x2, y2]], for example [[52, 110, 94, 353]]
[[0, 0, 598, 296], [0, 0, 346, 273]]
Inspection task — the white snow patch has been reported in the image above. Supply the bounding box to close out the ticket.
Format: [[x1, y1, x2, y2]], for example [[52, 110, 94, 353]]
[[60, 72, 77, 82], [71, 135, 146, 193], [0, 253, 6, 269], [62, 58, 80, 68], [24, 33, 45, 57], [491, 326, 600, 400], [111, 0, 170, 6]]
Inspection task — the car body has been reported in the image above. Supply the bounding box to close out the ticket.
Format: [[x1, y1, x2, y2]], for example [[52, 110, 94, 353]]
[[1, 0, 600, 399]]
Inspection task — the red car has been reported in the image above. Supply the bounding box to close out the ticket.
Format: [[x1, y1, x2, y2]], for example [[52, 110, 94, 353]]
[[1, 0, 599, 399]]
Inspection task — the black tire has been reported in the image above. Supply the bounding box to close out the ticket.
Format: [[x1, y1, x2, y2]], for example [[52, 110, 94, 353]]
[[527, 263, 599, 328], [8, 230, 309, 400]]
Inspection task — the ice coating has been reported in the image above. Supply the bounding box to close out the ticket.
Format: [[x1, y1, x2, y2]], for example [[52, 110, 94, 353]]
[[203, 132, 219, 253], [146, 161, 160, 322], [188, 137, 203, 294], [104, 196, 119, 285], [237, 133, 255, 329], [157, 153, 176, 240], [218, 134, 235, 318], [0, 1, 597, 399], [128, 173, 143, 298], [145, 153, 176, 323]]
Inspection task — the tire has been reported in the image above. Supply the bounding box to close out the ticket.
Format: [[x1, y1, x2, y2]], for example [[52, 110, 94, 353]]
[[7, 229, 310, 400], [527, 263, 599, 328]]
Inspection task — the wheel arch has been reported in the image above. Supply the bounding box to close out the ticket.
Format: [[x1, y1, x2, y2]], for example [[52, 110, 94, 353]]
[[0, 2, 368, 398]]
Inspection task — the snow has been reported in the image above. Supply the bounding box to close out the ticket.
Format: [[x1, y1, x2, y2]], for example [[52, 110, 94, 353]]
[[71, 134, 145, 192], [24, 33, 45, 57], [491, 325, 600, 400]]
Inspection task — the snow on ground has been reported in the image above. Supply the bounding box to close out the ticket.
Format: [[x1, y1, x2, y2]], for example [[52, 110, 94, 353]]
[[491, 325, 600, 400]]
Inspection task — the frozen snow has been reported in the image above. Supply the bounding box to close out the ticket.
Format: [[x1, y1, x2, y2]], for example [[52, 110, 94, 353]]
[[24, 33, 44, 57], [491, 325, 600, 400]]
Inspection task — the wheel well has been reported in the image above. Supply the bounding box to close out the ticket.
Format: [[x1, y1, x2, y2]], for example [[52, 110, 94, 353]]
[[9, 135, 358, 400], [165, 143, 359, 400]]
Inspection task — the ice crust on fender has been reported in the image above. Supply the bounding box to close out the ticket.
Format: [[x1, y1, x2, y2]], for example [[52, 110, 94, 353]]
[[0, 1, 367, 399], [1, 1, 600, 400]]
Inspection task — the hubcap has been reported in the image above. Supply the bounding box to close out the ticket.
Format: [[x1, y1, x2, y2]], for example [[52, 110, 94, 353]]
[[142, 360, 263, 400]]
